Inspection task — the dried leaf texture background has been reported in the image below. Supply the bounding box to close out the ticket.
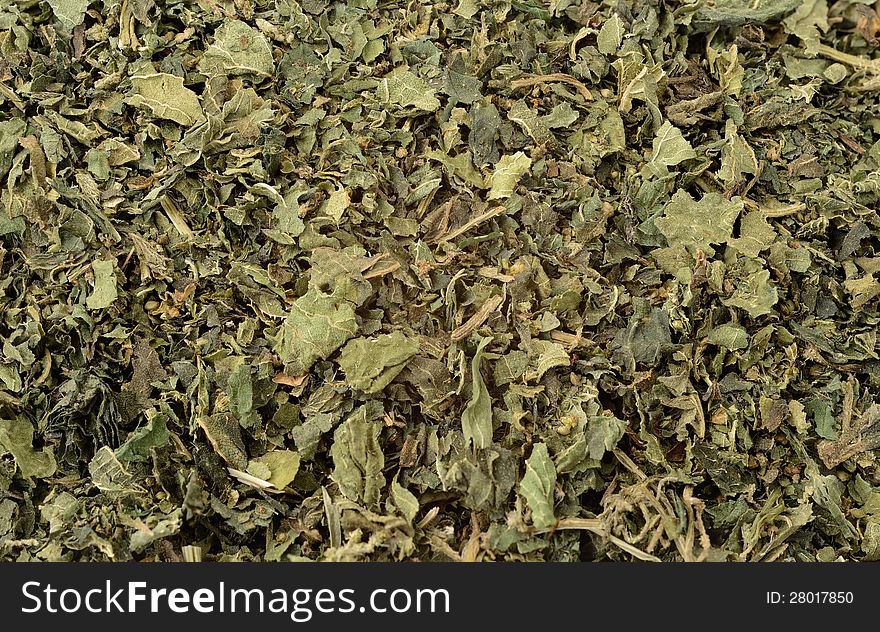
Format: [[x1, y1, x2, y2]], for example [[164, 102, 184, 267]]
[[0, 0, 879, 562]]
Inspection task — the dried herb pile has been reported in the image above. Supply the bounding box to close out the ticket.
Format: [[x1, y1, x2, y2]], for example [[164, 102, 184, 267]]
[[2, 0, 880, 561]]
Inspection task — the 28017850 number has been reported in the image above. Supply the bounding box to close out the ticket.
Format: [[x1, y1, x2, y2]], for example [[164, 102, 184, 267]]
[[788, 592, 854, 604]]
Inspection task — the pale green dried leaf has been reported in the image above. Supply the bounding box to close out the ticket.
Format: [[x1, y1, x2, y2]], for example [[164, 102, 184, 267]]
[[442, 69, 482, 104], [0, 417, 56, 479], [47, 0, 89, 30], [707, 324, 750, 350], [199, 19, 275, 77], [115, 412, 170, 463], [844, 275, 880, 310], [338, 331, 419, 394], [729, 211, 775, 258], [381, 68, 441, 112], [823, 63, 847, 83], [331, 408, 385, 509], [324, 186, 350, 224], [519, 442, 556, 529], [782, 0, 828, 52], [597, 13, 625, 55], [723, 267, 778, 317], [88, 446, 137, 492], [541, 103, 579, 129], [0, 118, 26, 180], [86, 259, 118, 310], [523, 339, 569, 382], [655, 190, 743, 256], [645, 121, 696, 176], [275, 288, 358, 374], [487, 152, 531, 200], [462, 336, 493, 449], [291, 413, 336, 462], [227, 362, 257, 428], [586, 415, 627, 461], [806, 398, 838, 440], [716, 44, 744, 96], [718, 121, 759, 185], [127, 72, 206, 126], [246, 460, 272, 480], [425, 149, 486, 189], [391, 477, 419, 522], [251, 450, 301, 489], [493, 350, 528, 386]]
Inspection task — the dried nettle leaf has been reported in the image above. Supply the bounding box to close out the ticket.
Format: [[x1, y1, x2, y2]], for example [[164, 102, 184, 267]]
[[391, 476, 419, 522], [718, 121, 759, 185], [597, 13, 625, 55], [197, 414, 248, 469], [655, 190, 743, 256], [275, 288, 358, 375], [643, 121, 696, 177], [115, 411, 171, 463], [199, 20, 275, 78], [519, 443, 556, 529], [729, 211, 775, 258], [722, 260, 779, 318], [487, 152, 531, 200], [331, 408, 386, 508], [380, 68, 441, 112], [0, 417, 56, 479], [127, 69, 206, 126], [338, 331, 420, 394], [461, 336, 494, 449], [86, 259, 118, 310], [250, 450, 300, 489], [46, 0, 89, 30]]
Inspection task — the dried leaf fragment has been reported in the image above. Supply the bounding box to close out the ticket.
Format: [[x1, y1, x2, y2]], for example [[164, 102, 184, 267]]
[[127, 71, 206, 126], [520, 443, 556, 529]]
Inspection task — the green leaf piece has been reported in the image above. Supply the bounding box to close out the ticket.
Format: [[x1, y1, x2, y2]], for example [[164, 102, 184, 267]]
[[391, 477, 419, 522], [338, 331, 420, 394], [199, 20, 275, 78], [522, 339, 569, 382], [331, 408, 385, 509], [461, 336, 494, 449], [519, 443, 556, 529], [782, 0, 828, 52], [86, 259, 118, 310], [227, 362, 258, 428], [443, 69, 483, 104], [115, 412, 171, 463], [718, 121, 759, 185], [47, 0, 89, 30], [723, 266, 778, 318], [645, 121, 696, 177], [541, 103, 579, 129], [586, 415, 627, 461], [487, 152, 531, 200], [655, 190, 743, 256], [707, 324, 750, 350], [275, 288, 358, 374], [597, 13, 625, 55], [806, 399, 838, 441], [0, 417, 56, 479], [729, 211, 775, 258], [250, 450, 301, 489], [381, 68, 441, 112], [324, 186, 350, 224], [127, 71, 206, 126], [196, 413, 249, 469]]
